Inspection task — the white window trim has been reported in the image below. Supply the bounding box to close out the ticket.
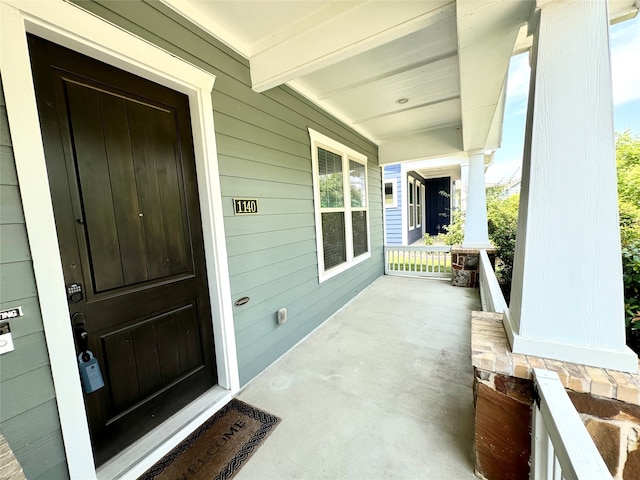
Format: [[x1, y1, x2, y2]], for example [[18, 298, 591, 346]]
[[416, 183, 423, 228], [384, 178, 398, 208], [0, 1, 239, 477], [309, 128, 371, 283], [400, 164, 408, 245], [408, 176, 415, 230]]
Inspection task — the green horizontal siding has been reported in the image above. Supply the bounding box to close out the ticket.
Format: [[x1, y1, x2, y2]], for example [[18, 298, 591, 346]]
[[66, 1, 384, 388], [0, 224, 32, 263], [0, 78, 68, 479]]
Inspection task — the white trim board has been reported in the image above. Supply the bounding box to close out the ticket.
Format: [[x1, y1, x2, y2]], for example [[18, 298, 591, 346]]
[[502, 308, 638, 374], [400, 163, 408, 245], [0, 0, 239, 477], [308, 128, 371, 283]]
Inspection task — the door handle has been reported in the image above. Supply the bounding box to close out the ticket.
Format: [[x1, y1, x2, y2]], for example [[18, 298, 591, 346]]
[[71, 312, 90, 361]]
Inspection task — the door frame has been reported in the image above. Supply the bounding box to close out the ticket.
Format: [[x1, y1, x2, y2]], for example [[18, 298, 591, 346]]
[[0, 1, 239, 478]]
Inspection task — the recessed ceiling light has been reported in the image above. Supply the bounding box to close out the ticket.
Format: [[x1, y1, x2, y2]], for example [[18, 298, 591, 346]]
[[396, 98, 409, 105]]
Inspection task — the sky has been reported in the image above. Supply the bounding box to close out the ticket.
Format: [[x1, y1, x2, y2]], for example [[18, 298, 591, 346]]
[[485, 14, 640, 183]]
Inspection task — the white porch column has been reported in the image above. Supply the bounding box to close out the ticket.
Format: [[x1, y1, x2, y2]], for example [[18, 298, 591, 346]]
[[459, 162, 469, 211], [462, 151, 492, 248], [504, 0, 637, 372]]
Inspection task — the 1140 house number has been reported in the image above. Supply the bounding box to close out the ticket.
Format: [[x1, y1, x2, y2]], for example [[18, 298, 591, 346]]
[[233, 198, 258, 215]]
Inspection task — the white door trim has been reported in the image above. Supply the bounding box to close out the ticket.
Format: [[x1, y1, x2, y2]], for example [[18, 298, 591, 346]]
[[0, 1, 239, 477]]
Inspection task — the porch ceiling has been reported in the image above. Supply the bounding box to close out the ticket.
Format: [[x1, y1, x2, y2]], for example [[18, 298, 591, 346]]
[[161, 0, 638, 164]]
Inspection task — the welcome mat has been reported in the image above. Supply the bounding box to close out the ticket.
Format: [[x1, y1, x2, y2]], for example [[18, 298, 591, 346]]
[[138, 399, 280, 480]]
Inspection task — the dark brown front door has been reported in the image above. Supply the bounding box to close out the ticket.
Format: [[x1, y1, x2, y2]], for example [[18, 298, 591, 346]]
[[28, 35, 217, 465]]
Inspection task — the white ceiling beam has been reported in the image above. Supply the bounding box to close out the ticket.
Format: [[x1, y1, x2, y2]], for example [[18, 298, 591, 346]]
[[250, 0, 455, 93], [457, 0, 533, 152], [484, 77, 508, 151], [378, 125, 463, 165]]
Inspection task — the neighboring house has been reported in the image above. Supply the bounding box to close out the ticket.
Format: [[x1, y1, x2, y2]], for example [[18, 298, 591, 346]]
[[0, 1, 636, 479], [486, 168, 522, 198], [383, 155, 492, 245], [506, 177, 522, 197]]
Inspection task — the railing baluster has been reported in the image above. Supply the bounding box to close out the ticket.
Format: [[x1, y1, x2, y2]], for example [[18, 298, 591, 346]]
[[532, 368, 611, 480], [383, 245, 452, 278], [553, 456, 562, 480]]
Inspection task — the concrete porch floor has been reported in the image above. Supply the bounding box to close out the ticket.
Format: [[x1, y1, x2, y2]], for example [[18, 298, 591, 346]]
[[236, 275, 481, 479]]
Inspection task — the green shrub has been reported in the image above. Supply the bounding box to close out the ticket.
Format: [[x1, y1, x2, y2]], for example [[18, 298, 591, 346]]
[[617, 131, 640, 329], [622, 239, 640, 330], [436, 209, 465, 245], [486, 187, 519, 284], [434, 186, 518, 285]]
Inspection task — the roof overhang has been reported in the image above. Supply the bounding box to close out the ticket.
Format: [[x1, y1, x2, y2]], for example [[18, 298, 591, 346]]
[[160, 0, 638, 165]]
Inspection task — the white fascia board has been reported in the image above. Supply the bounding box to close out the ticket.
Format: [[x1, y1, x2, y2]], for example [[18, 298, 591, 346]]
[[484, 78, 508, 151], [407, 154, 469, 171], [250, 0, 454, 92], [457, 0, 531, 152], [159, 0, 251, 57]]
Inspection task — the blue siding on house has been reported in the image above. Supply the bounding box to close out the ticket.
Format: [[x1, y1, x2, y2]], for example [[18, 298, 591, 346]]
[[68, 0, 385, 386], [0, 78, 69, 479], [383, 164, 402, 245]]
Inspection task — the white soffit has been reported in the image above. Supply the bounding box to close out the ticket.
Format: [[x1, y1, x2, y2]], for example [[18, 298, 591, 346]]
[[160, 0, 332, 57], [159, 0, 637, 163]]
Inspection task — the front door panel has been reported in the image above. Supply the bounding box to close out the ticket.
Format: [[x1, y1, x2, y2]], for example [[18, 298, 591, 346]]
[[28, 35, 217, 465], [425, 177, 451, 236]]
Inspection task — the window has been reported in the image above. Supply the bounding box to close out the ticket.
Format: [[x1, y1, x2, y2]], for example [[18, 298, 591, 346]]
[[384, 179, 397, 208], [408, 177, 415, 230], [309, 129, 370, 282]]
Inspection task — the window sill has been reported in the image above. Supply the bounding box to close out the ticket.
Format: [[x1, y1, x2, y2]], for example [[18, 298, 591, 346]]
[[318, 252, 371, 284]]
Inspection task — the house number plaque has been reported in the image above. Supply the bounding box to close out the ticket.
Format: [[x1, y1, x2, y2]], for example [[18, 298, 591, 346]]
[[233, 198, 258, 215]]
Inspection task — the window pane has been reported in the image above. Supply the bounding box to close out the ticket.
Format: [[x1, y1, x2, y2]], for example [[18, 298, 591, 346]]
[[322, 212, 346, 269], [318, 147, 344, 208], [349, 160, 366, 208], [384, 182, 394, 205], [352, 211, 368, 257]]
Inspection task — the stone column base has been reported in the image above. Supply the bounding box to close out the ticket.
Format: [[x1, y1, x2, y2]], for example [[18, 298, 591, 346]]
[[450, 247, 496, 288], [471, 311, 640, 480]]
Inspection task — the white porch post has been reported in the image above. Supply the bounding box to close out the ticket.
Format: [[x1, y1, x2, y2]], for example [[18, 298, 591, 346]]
[[459, 162, 469, 211], [503, 0, 637, 373], [462, 151, 492, 248]]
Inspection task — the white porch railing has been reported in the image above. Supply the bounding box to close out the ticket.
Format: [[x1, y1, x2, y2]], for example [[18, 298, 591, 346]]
[[532, 368, 612, 480], [478, 249, 507, 313], [384, 245, 451, 278]]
